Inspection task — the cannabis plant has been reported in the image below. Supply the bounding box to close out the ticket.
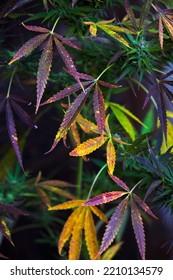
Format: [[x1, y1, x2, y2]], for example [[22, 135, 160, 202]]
[[1, 0, 173, 260]]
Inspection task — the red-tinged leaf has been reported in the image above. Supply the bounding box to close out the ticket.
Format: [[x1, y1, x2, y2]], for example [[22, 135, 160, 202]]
[[108, 50, 125, 66], [99, 80, 121, 89], [54, 37, 81, 87], [133, 194, 158, 219], [144, 180, 162, 202], [98, 197, 128, 257], [41, 81, 91, 105], [36, 36, 53, 113], [124, 0, 137, 30], [130, 198, 145, 260], [9, 33, 49, 64], [48, 200, 84, 211], [76, 114, 99, 134], [47, 84, 93, 152], [10, 99, 36, 128], [84, 208, 99, 260], [0, 203, 27, 216], [58, 207, 82, 255], [108, 173, 130, 191], [6, 100, 24, 172], [159, 15, 163, 50], [38, 180, 76, 188], [70, 136, 108, 157], [54, 33, 81, 50], [93, 84, 105, 134], [90, 206, 108, 223], [2, 0, 34, 17], [69, 207, 86, 259], [22, 22, 50, 33], [0, 218, 14, 246], [84, 191, 127, 206], [106, 139, 116, 175], [37, 188, 51, 208], [65, 69, 93, 81]]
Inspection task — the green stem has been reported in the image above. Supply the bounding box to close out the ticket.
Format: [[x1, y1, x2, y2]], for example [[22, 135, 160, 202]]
[[95, 64, 113, 82], [51, 17, 60, 34], [76, 157, 83, 197], [6, 69, 16, 98], [87, 163, 107, 200]]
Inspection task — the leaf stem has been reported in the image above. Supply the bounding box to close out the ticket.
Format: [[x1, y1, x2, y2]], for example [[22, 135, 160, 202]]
[[129, 179, 143, 194], [95, 64, 113, 82], [87, 163, 107, 200], [6, 69, 16, 98], [51, 17, 60, 34], [76, 157, 83, 197]]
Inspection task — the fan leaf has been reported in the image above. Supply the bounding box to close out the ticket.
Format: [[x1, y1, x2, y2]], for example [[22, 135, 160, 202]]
[[6, 100, 24, 172], [90, 206, 108, 223], [70, 136, 108, 157], [58, 207, 82, 255], [130, 198, 145, 260], [48, 200, 84, 210], [69, 207, 86, 260], [36, 35, 53, 113], [93, 84, 105, 134], [84, 208, 99, 260], [106, 138, 116, 175], [98, 197, 128, 257], [9, 34, 49, 64], [108, 173, 130, 191], [84, 191, 127, 206]]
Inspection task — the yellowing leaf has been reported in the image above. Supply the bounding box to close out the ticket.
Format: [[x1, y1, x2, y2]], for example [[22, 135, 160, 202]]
[[160, 120, 173, 153], [84, 208, 99, 260], [90, 24, 97, 37], [69, 207, 86, 259], [106, 138, 116, 174], [58, 207, 82, 255], [48, 200, 84, 210], [70, 136, 108, 157], [97, 25, 131, 48], [101, 241, 123, 260], [50, 199, 107, 259], [76, 114, 99, 134], [110, 105, 136, 141], [90, 206, 108, 223]]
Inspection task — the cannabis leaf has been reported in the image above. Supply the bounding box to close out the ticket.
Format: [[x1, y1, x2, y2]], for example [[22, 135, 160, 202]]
[[9, 22, 81, 113], [48, 199, 108, 260], [143, 70, 173, 139], [83, 174, 157, 259], [84, 19, 133, 48], [153, 4, 173, 49], [41, 70, 120, 153], [0, 92, 36, 172], [70, 115, 128, 175], [0, 202, 27, 246], [35, 172, 77, 208]]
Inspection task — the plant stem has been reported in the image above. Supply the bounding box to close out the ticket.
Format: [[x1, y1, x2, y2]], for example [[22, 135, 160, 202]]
[[51, 17, 60, 33], [76, 157, 83, 197], [95, 64, 113, 82], [87, 163, 107, 200], [6, 68, 16, 98]]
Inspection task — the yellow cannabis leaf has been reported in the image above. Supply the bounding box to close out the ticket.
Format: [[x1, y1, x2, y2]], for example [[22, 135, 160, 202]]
[[48, 199, 108, 260]]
